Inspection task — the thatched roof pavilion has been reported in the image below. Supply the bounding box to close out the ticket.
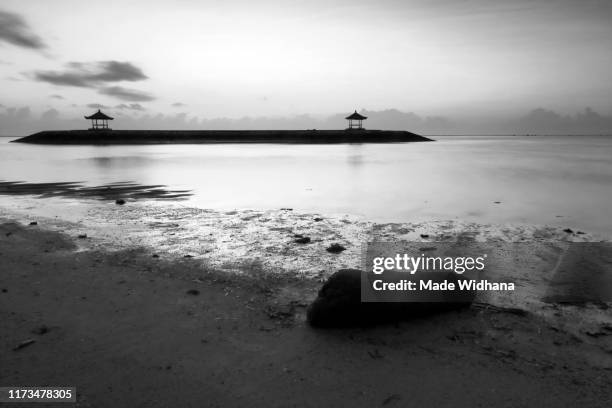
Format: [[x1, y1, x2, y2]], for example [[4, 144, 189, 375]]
[[345, 110, 367, 130], [85, 109, 113, 130]]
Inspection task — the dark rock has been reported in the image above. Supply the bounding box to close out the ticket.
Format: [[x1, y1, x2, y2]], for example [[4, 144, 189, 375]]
[[115, 199, 126, 205], [419, 246, 437, 252], [31, 325, 50, 335], [584, 330, 607, 338], [1, 288, 7, 293], [29, 221, 38, 226], [314, 217, 324, 222], [563, 228, 574, 234], [186, 289, 200, 296], [493, 201, 501, 204], [326, 243, 346, 253], [294, 237, 311, 244], [280, 208, 293, 211], [77, 234, 87, 239], [152, 254, 159, 258], [382, 394, 402, 406], [420, 234, 430, 238], [307, 269, 474, 328]]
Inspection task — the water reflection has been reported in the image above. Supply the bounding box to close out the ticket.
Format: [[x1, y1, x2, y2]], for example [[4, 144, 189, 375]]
[[0, 181, 192, 200], [346, 144, 364, 167]]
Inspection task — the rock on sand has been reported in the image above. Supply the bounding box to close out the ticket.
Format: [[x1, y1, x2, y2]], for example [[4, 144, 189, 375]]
[[307, 269, 475, 328]]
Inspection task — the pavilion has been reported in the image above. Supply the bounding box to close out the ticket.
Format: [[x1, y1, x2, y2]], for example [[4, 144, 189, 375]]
[[345, 110, 367, 130], [85, 109, 113, 130]]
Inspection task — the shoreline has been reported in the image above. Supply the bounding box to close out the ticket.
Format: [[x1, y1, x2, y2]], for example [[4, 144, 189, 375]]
[[1, 217, 611, 407]]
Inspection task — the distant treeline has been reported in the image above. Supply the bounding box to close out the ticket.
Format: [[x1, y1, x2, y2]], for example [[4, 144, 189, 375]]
[[1, 107, 612, 136]]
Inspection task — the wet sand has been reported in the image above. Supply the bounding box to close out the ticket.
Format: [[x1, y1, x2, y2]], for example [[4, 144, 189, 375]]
[[1, 216, 611, 407]]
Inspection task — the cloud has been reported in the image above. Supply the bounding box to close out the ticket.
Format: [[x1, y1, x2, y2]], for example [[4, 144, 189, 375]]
[[510, 107, 612, 134], [0, 10, 46, 49], [30, 61, 154, 102], [115, 103, 146, 111], [98, 86, 155, 102], [171, 102, 186, 107], [41, 108, 59, 121], [49, 94, 64, 100], [86, 103, 110, 109], [32, 61, 148, 88]]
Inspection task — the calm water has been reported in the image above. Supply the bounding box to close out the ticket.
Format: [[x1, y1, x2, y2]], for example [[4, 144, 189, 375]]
[[1, 136, 611, 235]]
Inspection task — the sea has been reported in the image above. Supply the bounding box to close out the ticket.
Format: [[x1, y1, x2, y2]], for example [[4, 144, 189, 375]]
[[1, 135, 611, 236]]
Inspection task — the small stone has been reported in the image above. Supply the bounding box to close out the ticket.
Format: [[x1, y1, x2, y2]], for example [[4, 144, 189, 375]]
[[382, 394, 402, 406], [326, 243, 346, 253], [294, 237, 311, 244], [31, 325, 50, 335], [115, 199, 126, 205], [419, 247, 437, 252], [563, 228, 574, 234], [78, 234, 87, 239], [152, 254, 159, 258], [313, 217, 324, 222], [29, 221, 38, 226], [13, 339, 36, 351], [186, 289, 200, 296], [420, 234, 430, 238]]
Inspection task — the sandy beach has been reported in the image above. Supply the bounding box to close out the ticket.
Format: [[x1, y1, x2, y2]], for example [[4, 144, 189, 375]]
[[1, 196, 611, 407]]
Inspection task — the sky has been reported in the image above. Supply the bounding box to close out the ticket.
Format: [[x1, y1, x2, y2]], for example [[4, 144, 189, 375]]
[[1, 0, 611, 134]]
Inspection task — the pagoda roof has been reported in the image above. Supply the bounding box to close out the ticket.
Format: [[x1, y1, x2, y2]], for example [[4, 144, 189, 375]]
[[84, 109, 114, 120], [345, 110, 367, 120]]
